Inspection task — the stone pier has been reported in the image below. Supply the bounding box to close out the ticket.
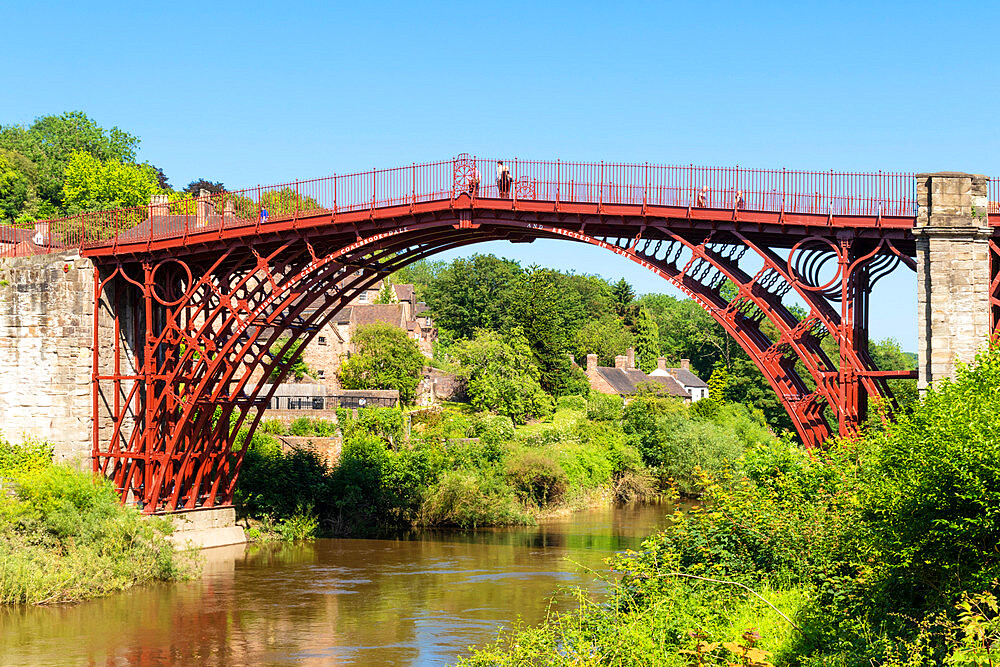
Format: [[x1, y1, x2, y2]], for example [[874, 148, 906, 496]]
[[914, 172, 993, 391]]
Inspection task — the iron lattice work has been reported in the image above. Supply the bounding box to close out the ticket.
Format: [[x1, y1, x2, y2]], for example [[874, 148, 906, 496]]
[[77, 155, 946, 512], [91, 222, 917, 513]]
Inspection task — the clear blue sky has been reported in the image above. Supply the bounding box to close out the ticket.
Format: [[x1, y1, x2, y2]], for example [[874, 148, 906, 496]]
[[5, 0, 999, 350]]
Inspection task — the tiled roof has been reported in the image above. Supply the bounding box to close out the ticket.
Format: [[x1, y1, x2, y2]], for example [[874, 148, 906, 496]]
[[596, 367, 638, 395], [594, 366, 690, 398], [393, 283, 415, 303], [350, 303, 406, 329], [414, 301, 429, 315], [669, 368, 708, 387]]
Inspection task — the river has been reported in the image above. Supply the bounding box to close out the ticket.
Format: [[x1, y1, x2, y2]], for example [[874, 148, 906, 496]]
[[0, 502, 673, 666]]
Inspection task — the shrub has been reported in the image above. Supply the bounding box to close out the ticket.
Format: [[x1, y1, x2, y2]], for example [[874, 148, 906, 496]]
[[505, 451, 568, 506], [339, 322, 424, 403], [259, 418, 286, 435], [419, 470, 530, 527], [586, 393, 624, 421], [470, 414, 516, 445], [338, 407, 404, 447], [864, 345, 1000, 605], [0, 435, 53, 479], [0, 465, 187, 604], [556, 394, 587, 412], [234, 432, 331, 520]]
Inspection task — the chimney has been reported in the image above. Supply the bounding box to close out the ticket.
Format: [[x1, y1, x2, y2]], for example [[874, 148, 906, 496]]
[[148, 193, 168, 221], [614, 355, 627, 370], [657, 357, 667, 371], [586, 354, 598, 373], [681, 358, 690, 371], [196, 188, 211, 226], [626, 347, 635, 369]]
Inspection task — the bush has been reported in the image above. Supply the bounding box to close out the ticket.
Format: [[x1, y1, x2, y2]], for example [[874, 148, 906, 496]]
[[419, 470, 530, 527], [470, 414, 516, 445], [0, 434, 53, 478], [234, 432, 331, 520], [864, 345, 1000, 605], [556, 394, 587, 412], [505, 451, 568, 506], [586, 393, 624, 421], [337, 407, 404, 447], [0, 465, 188, 604], [287, 417, 338, 438], [259, 418, 286, 435]]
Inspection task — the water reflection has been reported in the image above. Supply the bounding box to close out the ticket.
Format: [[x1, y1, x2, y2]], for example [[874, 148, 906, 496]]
[[0, 503, 672, 666]]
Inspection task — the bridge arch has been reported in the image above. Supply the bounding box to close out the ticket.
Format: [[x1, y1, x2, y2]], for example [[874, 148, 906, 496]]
[[92, 209, 914, 512]]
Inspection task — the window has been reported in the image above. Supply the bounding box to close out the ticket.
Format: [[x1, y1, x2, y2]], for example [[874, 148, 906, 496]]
[[317, 370, 325, 379], [318, 336, 327, 345], [358, 291, 369, 303]]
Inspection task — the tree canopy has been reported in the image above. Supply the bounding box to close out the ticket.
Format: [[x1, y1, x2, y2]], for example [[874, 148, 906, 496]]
[[339, 323, 424, 404]]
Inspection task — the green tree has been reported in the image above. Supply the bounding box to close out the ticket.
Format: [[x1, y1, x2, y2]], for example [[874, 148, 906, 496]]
[[339, 323, 424, 403], [391, 259, 446, 301], [423, 254, 524, 339], [0, 149, 31, 222], [374, 277, 397, 304], [0, 111, 139, 209], [268, 337, 313, 382], [512, 266, 589, 397], [633, 306, 661, 373], [573, 314, 634, 366], [61, 151, 162, 212], [611, 278, 636, 320], [452, 329, 553, 423]]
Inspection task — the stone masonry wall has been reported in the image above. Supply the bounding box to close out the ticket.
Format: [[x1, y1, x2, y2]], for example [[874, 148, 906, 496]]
[[914, 172, 993, 390], [0, 252, 96, 465]]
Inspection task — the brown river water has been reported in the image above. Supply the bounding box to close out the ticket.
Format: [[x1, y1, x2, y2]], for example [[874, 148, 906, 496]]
[[0, 503, 673, 666]]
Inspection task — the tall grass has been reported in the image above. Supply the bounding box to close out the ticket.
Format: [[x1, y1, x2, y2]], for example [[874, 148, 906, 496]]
[[0, 460, 191, 605]]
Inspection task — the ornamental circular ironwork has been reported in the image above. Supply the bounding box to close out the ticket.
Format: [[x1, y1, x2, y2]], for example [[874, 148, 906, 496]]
[[150, 259, 193, 306]]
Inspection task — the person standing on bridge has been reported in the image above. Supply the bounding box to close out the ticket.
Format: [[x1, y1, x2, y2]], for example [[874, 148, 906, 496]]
[[469, 165, 481, 196], [497, 160, 512, 198]]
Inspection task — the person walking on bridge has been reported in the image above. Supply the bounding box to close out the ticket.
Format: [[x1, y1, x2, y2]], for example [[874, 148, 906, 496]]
[[497, 160, 512, 198]]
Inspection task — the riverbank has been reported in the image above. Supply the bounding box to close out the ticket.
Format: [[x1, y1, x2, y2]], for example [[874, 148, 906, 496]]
[[0, 502, 675, 665], [459, 347, 1000, 665], [0, 436, 194, 605], [234, 393, 774, 539]]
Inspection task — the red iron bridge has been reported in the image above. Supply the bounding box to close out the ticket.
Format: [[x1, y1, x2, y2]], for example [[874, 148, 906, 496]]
[[6, 155, 997, 513]]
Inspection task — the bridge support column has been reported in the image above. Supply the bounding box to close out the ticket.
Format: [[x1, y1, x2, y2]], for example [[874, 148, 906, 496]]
[[914, 172, 992, 391]]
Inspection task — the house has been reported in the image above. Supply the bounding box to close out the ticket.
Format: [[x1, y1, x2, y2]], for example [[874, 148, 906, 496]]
[[300, 278, 438, 390], [583, 349, 708, 403], [648, 358, 710, 401]]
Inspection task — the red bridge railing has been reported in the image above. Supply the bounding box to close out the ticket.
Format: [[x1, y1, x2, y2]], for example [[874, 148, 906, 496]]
[[1, 157, 920, 256]]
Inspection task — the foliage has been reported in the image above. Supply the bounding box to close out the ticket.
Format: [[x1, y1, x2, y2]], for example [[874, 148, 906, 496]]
[[0, 434, 53, 478], [423, 254, 524, 339], [0, 441, 188, 604], [374, 276, 398, 304], [268, 336, 314, 382], [287, 417, 337, 437], [556, 394, 587, 412], [863, 345, 1000, 604], [183, 178, 224, 196], [573, 313, 634, 366], [339, 323, 424, 403], [61, 150, 162, 212], [0, 111, 139, 211], [0, 149, 32, 222], [337, 407, 404, 448], [419, 469, 530, 528], [234, 432, 331, 521], [586, 392, 624, 421], [452, 329, 553, 424], [505, 450, 569, 506], [634, 305, 661, 373]]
